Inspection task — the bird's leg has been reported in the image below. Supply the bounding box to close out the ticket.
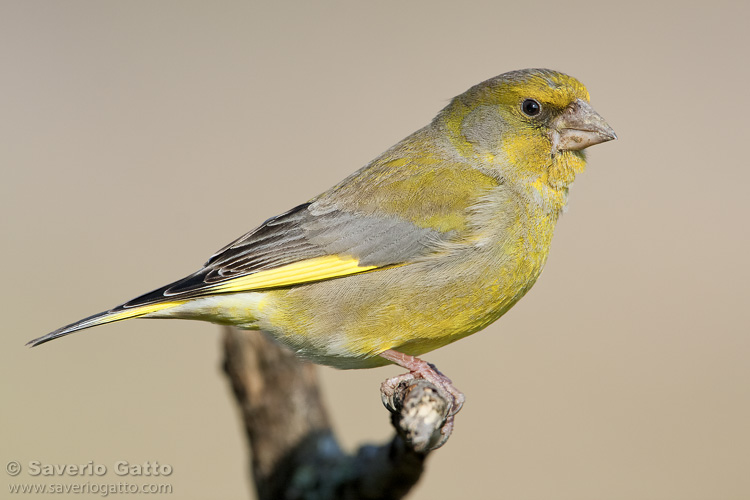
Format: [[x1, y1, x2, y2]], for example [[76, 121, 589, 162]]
[[379, 349, 465, 416]]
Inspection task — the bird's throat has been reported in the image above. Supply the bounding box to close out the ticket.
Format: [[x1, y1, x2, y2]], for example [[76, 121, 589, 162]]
[[548, 150, 586, 190]]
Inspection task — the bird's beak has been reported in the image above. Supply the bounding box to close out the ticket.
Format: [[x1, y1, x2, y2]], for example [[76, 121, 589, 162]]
[[551, 99, 617, 152]]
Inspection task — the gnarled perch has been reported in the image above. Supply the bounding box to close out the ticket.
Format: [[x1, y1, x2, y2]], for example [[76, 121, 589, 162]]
[[222, 327, 456, 500]]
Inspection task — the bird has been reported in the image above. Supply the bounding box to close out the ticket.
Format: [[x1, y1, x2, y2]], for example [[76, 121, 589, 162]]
[[30, 68, 615, 413]]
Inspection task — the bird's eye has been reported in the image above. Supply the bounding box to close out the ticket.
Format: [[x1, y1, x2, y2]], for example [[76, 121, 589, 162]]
[[521, 99, 541, 117]]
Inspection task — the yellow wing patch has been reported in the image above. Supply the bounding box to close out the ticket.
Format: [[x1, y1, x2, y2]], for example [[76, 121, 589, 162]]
[[207, 255, 378, 293]]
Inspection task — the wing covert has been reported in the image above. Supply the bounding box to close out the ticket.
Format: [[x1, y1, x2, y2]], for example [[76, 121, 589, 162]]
[[121, 201, 448, 309]]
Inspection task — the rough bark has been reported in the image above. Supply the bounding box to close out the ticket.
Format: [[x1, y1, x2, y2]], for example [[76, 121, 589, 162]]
[[222, 327, 454, 500]]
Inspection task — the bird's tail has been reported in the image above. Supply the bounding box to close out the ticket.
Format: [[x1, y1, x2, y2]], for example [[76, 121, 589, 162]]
[[27, 301, 182, 347]]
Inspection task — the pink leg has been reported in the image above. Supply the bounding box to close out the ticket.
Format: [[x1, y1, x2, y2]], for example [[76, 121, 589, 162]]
[[379, 349, 465, 415]]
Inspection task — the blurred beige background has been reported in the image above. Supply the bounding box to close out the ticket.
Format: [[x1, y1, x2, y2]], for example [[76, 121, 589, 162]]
[[2, 1, 749, 499]]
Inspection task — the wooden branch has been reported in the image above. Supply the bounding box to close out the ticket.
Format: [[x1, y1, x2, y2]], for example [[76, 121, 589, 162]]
[[222, 327, 455, 500]]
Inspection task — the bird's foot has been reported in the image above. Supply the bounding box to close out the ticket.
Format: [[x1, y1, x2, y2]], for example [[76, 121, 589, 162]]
[[379, 349, 465, 416]]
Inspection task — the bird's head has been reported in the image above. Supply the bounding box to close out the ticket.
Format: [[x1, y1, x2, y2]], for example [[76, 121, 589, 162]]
[[437, 68, 616, 211]]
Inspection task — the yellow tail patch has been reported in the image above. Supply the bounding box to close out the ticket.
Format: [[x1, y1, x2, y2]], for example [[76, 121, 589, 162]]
[[99, 301, 184, 326], [28, 301, 184, 346]]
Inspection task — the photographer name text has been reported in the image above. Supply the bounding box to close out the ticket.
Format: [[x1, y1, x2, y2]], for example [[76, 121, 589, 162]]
[[22, 461, 172, 477]]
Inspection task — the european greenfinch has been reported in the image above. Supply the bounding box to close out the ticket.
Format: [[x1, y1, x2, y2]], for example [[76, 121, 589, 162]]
[[31, 68, 615, 411]]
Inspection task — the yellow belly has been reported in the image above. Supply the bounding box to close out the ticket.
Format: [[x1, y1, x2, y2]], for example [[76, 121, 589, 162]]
[[255, 206, 556, 368]]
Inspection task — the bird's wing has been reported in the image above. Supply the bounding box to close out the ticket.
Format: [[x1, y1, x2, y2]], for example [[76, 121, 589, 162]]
[[120, 155, 508, 308], [120, 200, 450, 308], [28, 200, 454, 346]]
